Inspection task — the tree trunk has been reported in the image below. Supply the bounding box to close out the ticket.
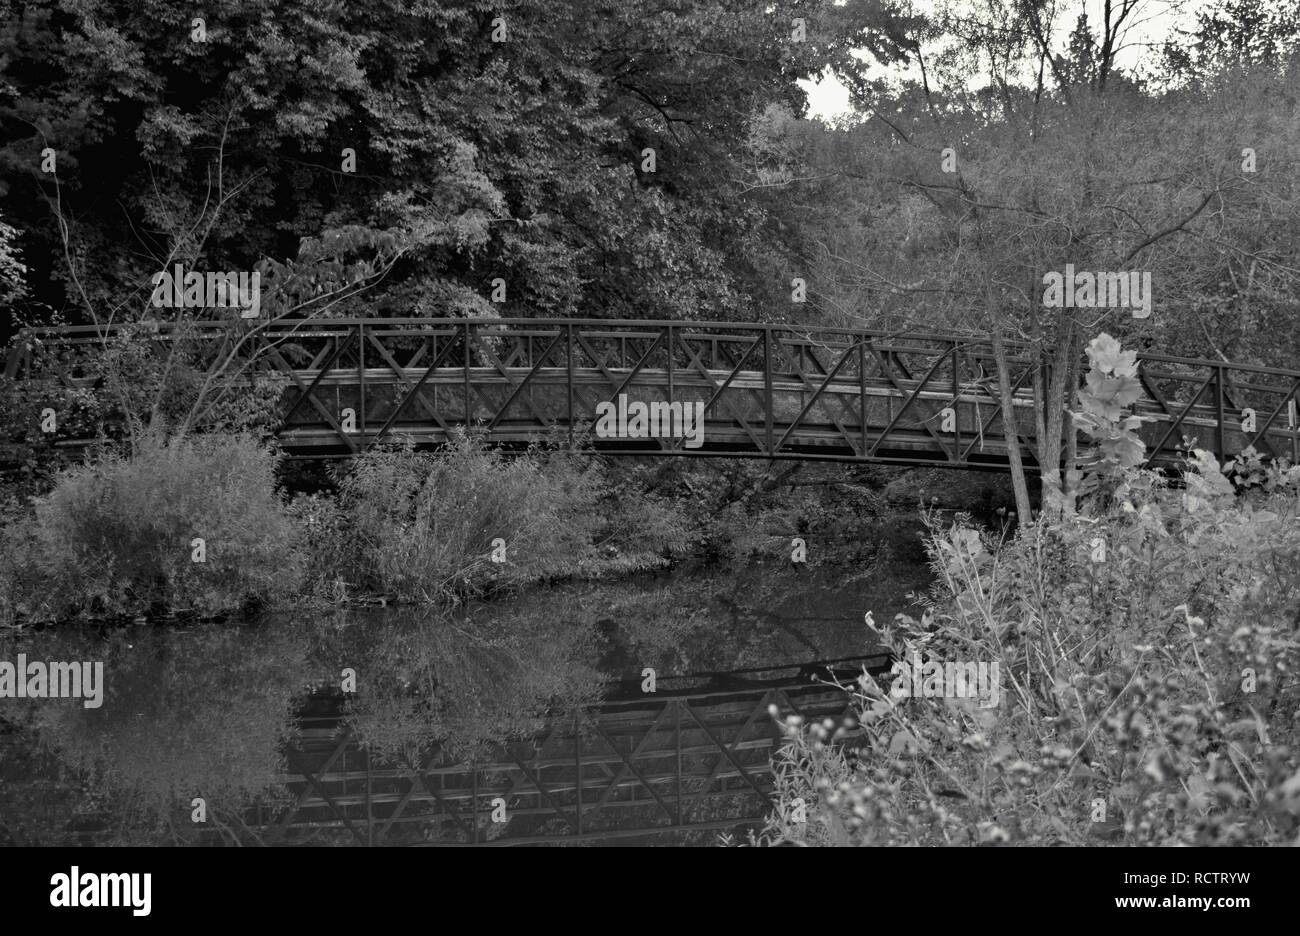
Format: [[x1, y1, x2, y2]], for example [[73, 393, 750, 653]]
[[1038, 318, 1073, 519], [1031, 307, 1048, 450], [1062, 329, 1082, 513], [992, 332, 1033, 524]]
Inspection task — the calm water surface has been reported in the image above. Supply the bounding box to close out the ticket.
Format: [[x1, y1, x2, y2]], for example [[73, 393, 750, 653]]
[[0, 551, 932, 845]]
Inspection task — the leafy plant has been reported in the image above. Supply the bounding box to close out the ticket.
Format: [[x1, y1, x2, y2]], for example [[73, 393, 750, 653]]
[[307, 432, 686, 604], [1074, 333, 1148, 466], [757, 462, 1300, 847], [17, 432, 303, 619]]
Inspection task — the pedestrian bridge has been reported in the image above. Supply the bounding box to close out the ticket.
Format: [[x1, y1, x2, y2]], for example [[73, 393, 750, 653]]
[[6, 317, 1299, 469]]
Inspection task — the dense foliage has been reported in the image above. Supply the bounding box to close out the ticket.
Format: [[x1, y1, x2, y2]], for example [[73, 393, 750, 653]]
[[0, 0, 912, 336], [0, 430, 696, 622], [1, 433, 302, 621], [756, 335, 1300, 846], [292, 432, 690, 604], [758, 462, 1300, 846]]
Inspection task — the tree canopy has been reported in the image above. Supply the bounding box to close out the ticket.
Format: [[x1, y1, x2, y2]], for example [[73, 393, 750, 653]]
[[0, 0, 915, 335]]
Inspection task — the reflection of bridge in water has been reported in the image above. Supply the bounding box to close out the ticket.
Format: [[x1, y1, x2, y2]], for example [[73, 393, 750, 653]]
[[233, 656, 890, 846], [9, 318, 1300, 468]]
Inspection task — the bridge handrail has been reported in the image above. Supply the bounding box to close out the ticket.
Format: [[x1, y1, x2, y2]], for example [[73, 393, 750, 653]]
[[8, 316, 1026, 345], [10, 317, 1300, 382]]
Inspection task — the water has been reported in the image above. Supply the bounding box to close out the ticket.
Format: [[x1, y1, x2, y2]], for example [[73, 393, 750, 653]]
[[0, 541, 932, 846]]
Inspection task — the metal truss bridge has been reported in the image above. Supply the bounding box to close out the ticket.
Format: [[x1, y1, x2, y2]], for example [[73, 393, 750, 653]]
[[7, 317, 1300, 468]]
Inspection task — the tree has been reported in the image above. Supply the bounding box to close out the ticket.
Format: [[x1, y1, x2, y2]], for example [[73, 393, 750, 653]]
[[752, 0, 1300, 518], [1163, 0, 1300, 76], [0, 212, 26, 313], [1, 0, 917, 333]]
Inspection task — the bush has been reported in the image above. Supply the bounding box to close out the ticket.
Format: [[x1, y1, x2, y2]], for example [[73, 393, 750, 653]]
[[582, 464, 690, 576], [16, 432, 303, 619], [757, 454, 1300, 846], [0, 493, 46, 625], [284, 492, 353, 605], [335, 433, 604, 601], [300, 432, 692, 604]]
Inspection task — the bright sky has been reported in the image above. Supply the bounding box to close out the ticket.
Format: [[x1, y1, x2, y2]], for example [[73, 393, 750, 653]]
[[800, 0, 1214, 121]]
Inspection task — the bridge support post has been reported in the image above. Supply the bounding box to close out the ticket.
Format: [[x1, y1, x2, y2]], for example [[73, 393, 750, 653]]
[[764, 328, 774, 456], [675, 699, 683, 827], [358, 322, 366, 446], [952, 343, 961, 460], [666, 324, 674, 413], [1216, 365, 1225, 462], [1292, 395, 1298, 466], [574, 710, 583, 837], [567, 323, 575, 446], [859, 341, 868, 457]]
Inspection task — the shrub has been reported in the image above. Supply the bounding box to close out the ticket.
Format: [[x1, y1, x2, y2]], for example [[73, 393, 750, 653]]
[[20, 432, 303, 619], [0, 494, 47, 625], [284, 492, 353, 605], [314, 432, 689, 603], [582, 465, 690, 576], [757, 462, 1300, 846], [324, 433, 599, 601]]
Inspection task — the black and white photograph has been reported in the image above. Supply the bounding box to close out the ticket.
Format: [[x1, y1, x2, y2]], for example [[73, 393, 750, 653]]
[[0, 0, 1294, 909]]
